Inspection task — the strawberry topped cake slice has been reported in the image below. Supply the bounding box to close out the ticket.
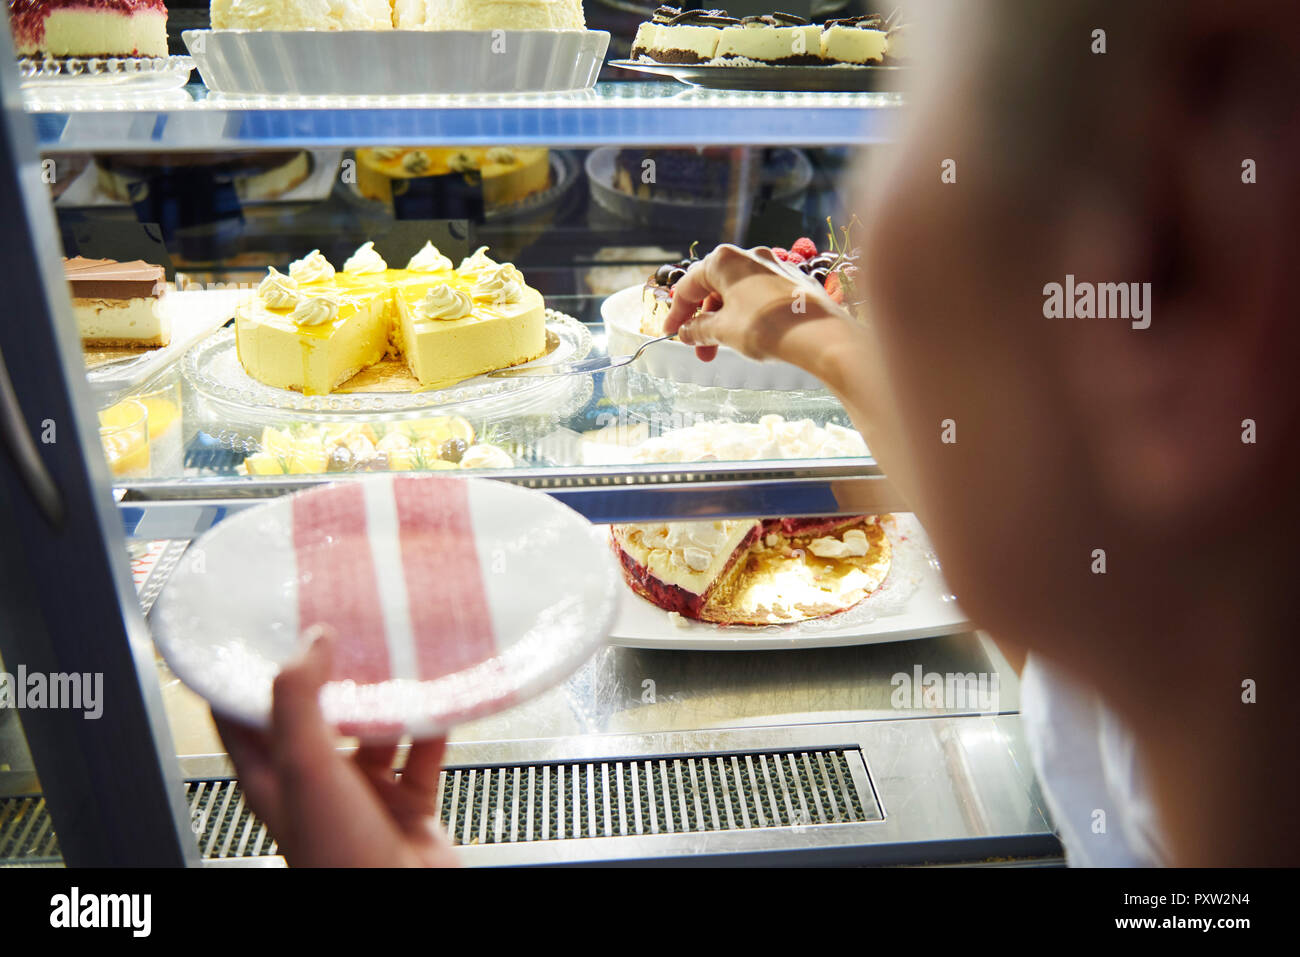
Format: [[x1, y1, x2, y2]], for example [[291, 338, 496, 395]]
[[8, 1, 169, 59]]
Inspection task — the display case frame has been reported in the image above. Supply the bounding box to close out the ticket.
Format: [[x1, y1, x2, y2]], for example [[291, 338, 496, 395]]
[[0, 17, 1055, 868]]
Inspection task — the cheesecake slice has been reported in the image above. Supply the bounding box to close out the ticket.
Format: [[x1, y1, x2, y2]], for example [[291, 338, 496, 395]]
[[715, 14, 823, 66], [64, 256, 169, 348], [820, 15, 889, 65], [394, 269, 547, 390], [612, 520, 762, 620], [10, 0, 169, 59], [235, 286, 391, 396], [637, 8, 736, 64]]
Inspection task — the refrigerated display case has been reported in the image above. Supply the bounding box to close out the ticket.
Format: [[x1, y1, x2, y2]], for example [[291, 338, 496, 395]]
[[0, 9, 1059, 867]]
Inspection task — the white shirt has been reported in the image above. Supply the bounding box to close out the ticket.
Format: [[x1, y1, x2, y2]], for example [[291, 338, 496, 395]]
[[1020, 653, 1170, 866]]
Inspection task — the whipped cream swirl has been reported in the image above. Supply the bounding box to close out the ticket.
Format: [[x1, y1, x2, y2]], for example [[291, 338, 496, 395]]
[[257, 267, 300, 309], [406, 242, 454, 273], [472, 264, 525, 305], [458, 245, 500, 275], [288, 249, 335, 285], [343, 242, 387, 275], [416, 284, 473, 321], [290, 295, 340, 327]]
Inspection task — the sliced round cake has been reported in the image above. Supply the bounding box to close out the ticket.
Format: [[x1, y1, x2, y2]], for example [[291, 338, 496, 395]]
[[234, 242, 548, 395], [10, 0, 169, 59]]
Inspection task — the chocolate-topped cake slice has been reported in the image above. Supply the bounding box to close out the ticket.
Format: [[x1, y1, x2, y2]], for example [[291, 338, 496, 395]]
[[637, 8, 738, 64], [820, 14, 889, 65], [715, 13, 824, 66], [64, 256, 170, 348]]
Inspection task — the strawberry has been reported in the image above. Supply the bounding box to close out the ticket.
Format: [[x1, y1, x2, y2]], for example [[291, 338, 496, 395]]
[[771, 247, 790, 262], [791, 237, 817, 260], [824, 271, 844, 304]]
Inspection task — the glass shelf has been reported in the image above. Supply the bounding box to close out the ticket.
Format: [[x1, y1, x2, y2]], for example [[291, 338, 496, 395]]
[[29, 81, 901, 151]]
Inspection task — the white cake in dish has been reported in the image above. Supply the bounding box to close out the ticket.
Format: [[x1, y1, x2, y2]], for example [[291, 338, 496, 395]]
[[210, 0, 396, 30], [393, 0, 585, 30]]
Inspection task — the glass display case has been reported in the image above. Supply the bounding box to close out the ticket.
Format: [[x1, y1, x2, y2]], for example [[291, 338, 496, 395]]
[[0, 4, 1056, 867]]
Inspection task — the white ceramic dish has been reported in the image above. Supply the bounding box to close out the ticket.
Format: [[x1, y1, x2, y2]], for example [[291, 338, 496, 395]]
[[152, 476, 620, 738], [600, 514, 970, 650], [602, 284, 827, 392], [184, 29, 609, 95]]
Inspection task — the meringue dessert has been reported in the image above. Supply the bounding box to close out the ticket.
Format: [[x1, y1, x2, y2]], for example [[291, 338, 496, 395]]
[[210, 0, 585, 31], [209, 0, 395, 30], [394, 0, 585, 30], [234, 243, 547, 395]]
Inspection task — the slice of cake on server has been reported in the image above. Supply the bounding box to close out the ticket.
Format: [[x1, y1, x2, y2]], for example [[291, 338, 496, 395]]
[[9, 0, 169, 59]]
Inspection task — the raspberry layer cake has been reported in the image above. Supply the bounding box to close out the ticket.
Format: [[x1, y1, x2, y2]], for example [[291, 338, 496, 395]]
[[612, 515, 893, 625], [9, 1, 169, 59]]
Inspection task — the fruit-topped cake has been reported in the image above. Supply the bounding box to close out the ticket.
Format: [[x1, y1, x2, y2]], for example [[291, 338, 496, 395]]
[[638, 235, 860, 337], [9, 1, 169, 59], [612, 515, 893, 625]]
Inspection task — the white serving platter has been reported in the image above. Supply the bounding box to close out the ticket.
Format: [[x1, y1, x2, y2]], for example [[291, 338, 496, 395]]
[[599, 514, 971, 650]]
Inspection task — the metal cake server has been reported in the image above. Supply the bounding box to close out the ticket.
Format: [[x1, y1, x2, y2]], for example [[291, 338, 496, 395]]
[[487, 333, 678, 378]]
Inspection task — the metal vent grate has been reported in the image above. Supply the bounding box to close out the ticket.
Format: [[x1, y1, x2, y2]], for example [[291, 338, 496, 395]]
[[186, 780, 278, 860], [439, 749, 879, 846], [3, 748, 879, 861], [0, 795, 59, 863]]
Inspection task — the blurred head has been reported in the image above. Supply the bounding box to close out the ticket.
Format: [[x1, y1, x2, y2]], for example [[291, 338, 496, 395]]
[[858, 0, 1300, 697]]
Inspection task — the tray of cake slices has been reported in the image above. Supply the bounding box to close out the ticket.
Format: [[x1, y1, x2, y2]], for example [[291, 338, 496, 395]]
[[601, 235, 856, 392], [12, 0, 194, 91], [183, 240, 593, 420], [184, 1, 608, 96], [610, 7, 908, 92]]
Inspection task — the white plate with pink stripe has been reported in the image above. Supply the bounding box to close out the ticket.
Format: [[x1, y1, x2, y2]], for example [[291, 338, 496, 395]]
[[152, 476, 620, 740]]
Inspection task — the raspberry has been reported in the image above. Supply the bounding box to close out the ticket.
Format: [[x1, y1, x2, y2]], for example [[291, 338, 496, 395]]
[[771, 247, 790, 262], [786, 252, 808, 266], [824, 272, 844, 304], [791, 237, 817, 259]]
